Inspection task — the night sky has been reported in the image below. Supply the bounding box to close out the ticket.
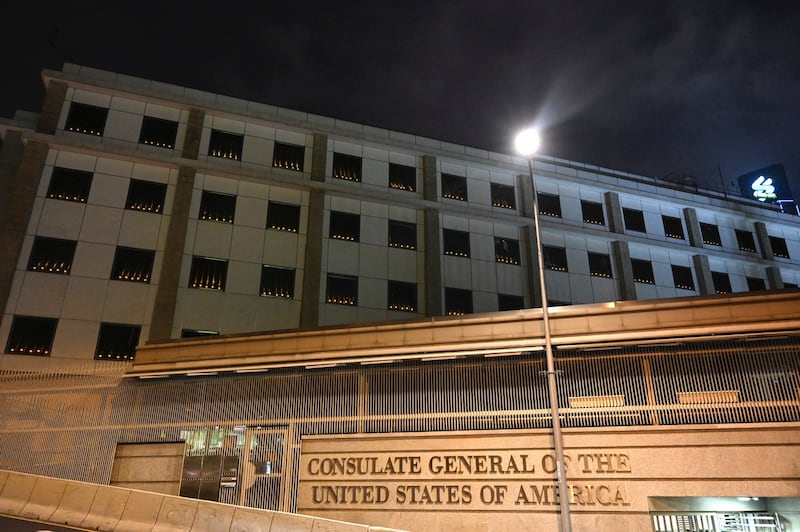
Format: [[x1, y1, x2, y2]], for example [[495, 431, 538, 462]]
[[2, 1, 798, 191]]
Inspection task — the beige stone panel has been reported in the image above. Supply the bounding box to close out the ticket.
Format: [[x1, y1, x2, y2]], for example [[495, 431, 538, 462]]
[[230, 506, 275, 531], [192, 500, 236, 531], [0, 472, 36, 514], [48, 480, 98, 526], [81, 485, 130, 530], [152, 496, 198, 532], [270, 510, 317, 531], [116, 490, 163, 531], [311, 516, 370, 531]]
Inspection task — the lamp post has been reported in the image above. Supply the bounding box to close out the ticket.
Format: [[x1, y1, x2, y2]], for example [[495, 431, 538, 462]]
[[514, 128, 572, 532]]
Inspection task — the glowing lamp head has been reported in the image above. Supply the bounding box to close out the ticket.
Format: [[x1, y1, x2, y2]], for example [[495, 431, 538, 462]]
[[514, 128, 540, 157]]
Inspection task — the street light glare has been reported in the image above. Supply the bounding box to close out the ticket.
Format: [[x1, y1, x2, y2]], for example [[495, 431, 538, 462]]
[[514, 128, 540, 157]]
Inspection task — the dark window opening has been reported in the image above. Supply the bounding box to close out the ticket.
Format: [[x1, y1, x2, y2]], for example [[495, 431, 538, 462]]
[[712, 271, 732, 294], [588, 252, 613, 278], [208, 130, 243, 160], [199, 191, 236, 223], [273, 142, 305, 171], [326, 274, 358, 305], [441, 174, 467, 201], [671, 265, 695, 290], [139, 116, 178, 149], [261, 266, 295, 298], [389, 163, 416, 192], [747, 276, 766, 291], [491, 183, 516, 209], [542, 245, 568, 272], [388, 280, 417, 312], [445, 287, 473, 316], [47, 167, 93, 203], [443, 229, 470, 257], [388, 220, 416, 250], [65, 102, 107, 136], [662, 215, 685, 240], [736, 229, 757, 253], [189, 257, 228, 291], [498, 294, 524, 311], [631, 258, 655, 284], [181, 329, 219, 338], [770, 236, 790, 259], [623, 208, 646, 233], [333, 153, 362, 182], [5, 316, 57, 356], [329, 211, 360, 242], [581, 200, 605, 226], [95, 323, 140, 361], [267, 202, 300, 233], [27, 237, 76, 275], [537, 192, 561, 218], [495, 237, 521, 265], [700, 222, 722, 246], [111, 247, 155, 283], [126, 179, 167, 213]]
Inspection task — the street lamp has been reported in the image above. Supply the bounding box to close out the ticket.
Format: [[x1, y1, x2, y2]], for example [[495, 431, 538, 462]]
[[514, 128, 572, 532]]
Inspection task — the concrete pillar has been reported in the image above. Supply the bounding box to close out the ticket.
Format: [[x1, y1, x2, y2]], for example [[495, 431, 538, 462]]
[[522, 224, 542, 307], [423, 207, 442, 316], [422, 155, 437, 201], [766, 266, 784, 290], [693, 254, 715, 295], [35, 80, 67, 135], [604, 192, 625, 234], [311, 133, 327, 182], [611, 240, 636, 300], [683, 208, 703, 248], [517, 173, 535, 219], [181, 108, 205, 160], [300, 189, 325, 328], [754, 222, 773, 259]]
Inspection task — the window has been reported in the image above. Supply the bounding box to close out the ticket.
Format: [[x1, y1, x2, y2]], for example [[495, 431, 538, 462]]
[[445, 287, 473, 316], [260, 266, 295, 298], [700, 222, 722, 246], [329, 211, 360, 241], [272, 142, 304, 171], [671, 265, 695, 290], [388, 220, 416, 250], [770, 236, 790, 259], [443, 229, 470, 257], [542, 245, 568, 272], [111, 247, 155, 283], [208, 130, 243, 160], [631, 258, 655, 284], [736, 229, 757, 253], [199, 191, 236, 223], [126, 179, 167, 213], [27, 237, 76, 274], [623, 208, 646, 233], [139, 116, 178, 149], [662, 215, 685, 240], [588, 252, 613, 278], [65, 102, 107, 136], [332, 153, 362, 182], [441, 173, 467, 201], [581, 201, 605, 226], [326, 274, 357, 305], [498, 294, 524, 311], [267, 202, 300, 232], [747, 277, 766, 291], [712, 271, 731, 294], [181, 329, 219, 338], [5, 316, 57, 355], [189, 257, 228, 291], [95, 323, 140, 361], [389, 163, 416, 192], [537, 192, 561, 218], [491, 183, 516, 209], [47, 167, 93, 203], [495, 237, 521, 265], [388, 280, 417, 312]]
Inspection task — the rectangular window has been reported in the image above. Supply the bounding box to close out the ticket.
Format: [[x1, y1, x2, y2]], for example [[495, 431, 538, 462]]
[[588, 252, 613, 278], [537, 192, 562, 218], [208, 130, 243, 160], [329, 211, 360, 241], [662, 215, 685, 240], [445, 287, 473, 316], [65, 102, 107, 136], [272, 142, 305, 171], [631, 258, 655, 284], [111, 247, 155, 283], [581, 200, 605, 226], [266, 202, 300, 232], [5, 316, 57, 356], [443, 229, 470, 257], [181, 329, 219, 338], [498, 294, 524, 311], [700, 222, 722, 246], [126, 179, 167, 213], [495, 237, 521, 265], [189, 257, 228, 291], [260, 266, 295, 298], [441, 173, 467, 201], [139, 116, 178, 149], [623, 208, 646, 233], [389, 163, 416, 192], [671, 265, 695, 290], [542, 245, 568, 272], [27, 237, 77, 275], [199, 191, 236, 223], [388, 220, 417, 250], [770, 236, 790, 258], [326, 274, 358, 305], [736, 229, 757, 253], [47, 167, 93, 203], [333, 153, 362, 182], [388, 280, 417, 312], [95, 323, 140, 361], [747, 276, 766, 291], [712, 271, 731, 294], [491, 183, 516, 209]]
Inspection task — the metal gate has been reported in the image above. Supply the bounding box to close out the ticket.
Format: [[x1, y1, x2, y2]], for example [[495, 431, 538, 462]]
[[238, 426, 293, 511]]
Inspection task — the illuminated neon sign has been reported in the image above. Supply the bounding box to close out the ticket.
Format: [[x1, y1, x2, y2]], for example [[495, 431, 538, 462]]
[[750, 175, 777, 202], [738, 163, 793, 205]]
